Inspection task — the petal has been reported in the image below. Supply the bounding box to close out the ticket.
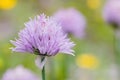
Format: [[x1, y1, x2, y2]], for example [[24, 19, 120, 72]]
[[35, 56, 47, 69], [61, 51, 75, 56]]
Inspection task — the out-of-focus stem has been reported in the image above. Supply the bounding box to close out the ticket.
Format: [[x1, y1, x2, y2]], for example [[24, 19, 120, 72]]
[[113, 25, 120, 80]]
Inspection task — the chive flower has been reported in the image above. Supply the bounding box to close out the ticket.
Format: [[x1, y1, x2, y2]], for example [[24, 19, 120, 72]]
[[103, 0, 120, 27], [10, 14, 75, 69], [53, 8, 86, 39], [2, 65, 39, 80]]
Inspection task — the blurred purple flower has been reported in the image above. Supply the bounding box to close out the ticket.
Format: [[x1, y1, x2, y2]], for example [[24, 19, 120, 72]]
[[10, 14, 75, 69], [103, 0, 120, 26], [2, 65, 39, 80], [53, 8, 86, 39]]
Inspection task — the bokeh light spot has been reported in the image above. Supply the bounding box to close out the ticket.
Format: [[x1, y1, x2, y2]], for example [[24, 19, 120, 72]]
[[76, 54, 99, 69], [87, 0, 101, 10], [0, 0, 17, 10]]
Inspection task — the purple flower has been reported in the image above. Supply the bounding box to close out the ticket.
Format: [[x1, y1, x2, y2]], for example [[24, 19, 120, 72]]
[[2, 65, 39, 80], [53, 8, 86, 39], [103, 0, 120, 26], [10, 14, 75, 68]]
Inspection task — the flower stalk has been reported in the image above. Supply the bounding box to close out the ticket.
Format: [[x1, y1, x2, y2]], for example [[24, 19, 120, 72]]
[[112, 24, 120, 79], [112, 24, 119, 65], [42, 66, 45, 80], [41, 56, 45, 80]]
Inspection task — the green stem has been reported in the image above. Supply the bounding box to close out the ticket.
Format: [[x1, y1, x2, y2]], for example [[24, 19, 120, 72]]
[[42, 66, 45, 80], [113, 28, 116, 61], [113, 26, 120, 79], [113, 28, 119, 64], [41, 56, 45, 80]]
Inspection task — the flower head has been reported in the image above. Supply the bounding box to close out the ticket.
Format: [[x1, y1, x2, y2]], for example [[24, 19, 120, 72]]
[[103, 0, 120, 27], [53, 8, 86, 39], [10, 14, 75, 68], [2, 65, 39, 80]]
